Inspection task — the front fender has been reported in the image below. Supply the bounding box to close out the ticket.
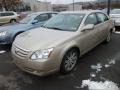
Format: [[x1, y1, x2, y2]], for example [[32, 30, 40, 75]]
[[56, 42, 80, 69], [9, 30, 25, 44]]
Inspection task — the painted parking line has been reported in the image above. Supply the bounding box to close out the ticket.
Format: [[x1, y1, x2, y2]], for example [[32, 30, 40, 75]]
[[0, 50, 6, 54]]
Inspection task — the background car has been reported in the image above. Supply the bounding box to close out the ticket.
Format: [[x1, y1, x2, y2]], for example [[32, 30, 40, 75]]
[[110, 9, 120, 27], [101, 8, 108, 14], [12, 11, 114, 76], [0, 11, 20, 25], [0, 12, 58, 45], [17, 11, 31, 20]]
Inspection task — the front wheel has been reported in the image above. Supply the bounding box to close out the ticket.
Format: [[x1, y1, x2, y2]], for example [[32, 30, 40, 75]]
[[60, 48, 79, 74]]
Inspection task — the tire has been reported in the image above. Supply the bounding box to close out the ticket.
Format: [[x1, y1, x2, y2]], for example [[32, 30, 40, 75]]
[[105, 32, 111, 43], [10, 19, 16, 23], [60, 48, 79, 74]]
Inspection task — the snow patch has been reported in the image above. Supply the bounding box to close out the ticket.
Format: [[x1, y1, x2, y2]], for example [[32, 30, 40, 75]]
[[115, 31, 120, 34], [75, 86, 81, 89], [90, 73, 96, 78], [91, 63, 102, 73], [109, 59, 116, 65], [105, 64, 110, 68], [91, 59, 116, 73], [81, 79, 119, 90], [0, 50, 6, 54], [80, 59, 119, 90], [105, 59, 116, 68]]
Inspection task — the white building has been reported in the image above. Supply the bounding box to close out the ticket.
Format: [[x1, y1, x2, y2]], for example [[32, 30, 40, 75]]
[[68, 4, 82, 11], [22, 0, 83, 12], [22, 0, 52, 12], [53, 3, 82, 12]]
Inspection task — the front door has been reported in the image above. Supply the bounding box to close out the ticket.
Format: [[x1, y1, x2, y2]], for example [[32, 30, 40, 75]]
[[79, 13, 100, 54]]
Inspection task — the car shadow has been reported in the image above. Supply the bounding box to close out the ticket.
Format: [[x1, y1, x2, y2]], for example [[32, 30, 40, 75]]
[[0, 44, 12, 52]]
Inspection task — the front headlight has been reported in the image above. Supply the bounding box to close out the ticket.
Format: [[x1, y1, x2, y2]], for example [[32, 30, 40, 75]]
[[31, 48, 54, 60], [0, 31, 7, 37]]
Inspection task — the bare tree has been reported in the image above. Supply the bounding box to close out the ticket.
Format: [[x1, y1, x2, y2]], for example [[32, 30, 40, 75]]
[[0, 0, 21, 11]]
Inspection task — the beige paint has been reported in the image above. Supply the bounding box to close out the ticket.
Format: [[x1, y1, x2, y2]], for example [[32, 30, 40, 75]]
[[11, 11, 114, 76]]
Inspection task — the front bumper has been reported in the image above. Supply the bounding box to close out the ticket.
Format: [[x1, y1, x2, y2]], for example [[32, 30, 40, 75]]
[[115, 22, 120, 26], [11, 46, 59, 76]]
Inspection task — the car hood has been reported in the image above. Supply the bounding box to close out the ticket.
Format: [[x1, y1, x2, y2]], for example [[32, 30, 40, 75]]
[[0, 23, 28, 32], [14, 27, 76, 51]]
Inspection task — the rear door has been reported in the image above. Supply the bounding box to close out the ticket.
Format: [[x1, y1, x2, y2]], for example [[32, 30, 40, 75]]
[[0, 13, 8, 23], [95, 12, 109, 42]]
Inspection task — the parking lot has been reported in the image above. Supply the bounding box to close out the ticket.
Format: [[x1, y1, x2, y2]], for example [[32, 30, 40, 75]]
[[0, 29, 119, 90]]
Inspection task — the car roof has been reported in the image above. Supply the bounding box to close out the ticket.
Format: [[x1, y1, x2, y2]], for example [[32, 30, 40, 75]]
[[60, 10, 103, 15], [111, 9, 120, 11], [30, 12, 58, 15], [0, 11, 15, 13]]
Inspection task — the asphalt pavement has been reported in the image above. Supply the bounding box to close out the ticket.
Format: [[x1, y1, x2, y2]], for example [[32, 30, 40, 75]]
[[0, 31, 120, 90]]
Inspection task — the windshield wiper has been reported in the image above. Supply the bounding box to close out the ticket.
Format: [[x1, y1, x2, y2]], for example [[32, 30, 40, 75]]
[[46, 27, 63, 30], [41, 26, 68, 31]]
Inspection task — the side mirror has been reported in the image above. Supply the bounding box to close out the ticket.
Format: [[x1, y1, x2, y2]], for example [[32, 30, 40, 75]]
[[32, 20, 38, 24], [81, 24, 94, 32]]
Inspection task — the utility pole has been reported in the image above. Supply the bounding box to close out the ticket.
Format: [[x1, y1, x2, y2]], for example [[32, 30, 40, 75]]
[[73, 0, 74, 11], [107, 0, 111, 15]]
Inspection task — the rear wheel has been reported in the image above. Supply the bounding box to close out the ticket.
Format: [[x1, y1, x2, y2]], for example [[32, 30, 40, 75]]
[[105, 32, 111, 43], [10, 19, 16, 23], [60, 48, 79, 74]]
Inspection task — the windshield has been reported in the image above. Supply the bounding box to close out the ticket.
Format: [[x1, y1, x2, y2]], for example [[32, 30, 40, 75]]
[[42, 13, 85, 31], [19, 14, 36, 24], [111, 9, 120, 14]]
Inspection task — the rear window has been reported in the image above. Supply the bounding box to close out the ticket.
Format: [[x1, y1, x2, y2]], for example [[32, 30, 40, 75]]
[[96, 13, 108, 23], [0, 12, 14, 16]]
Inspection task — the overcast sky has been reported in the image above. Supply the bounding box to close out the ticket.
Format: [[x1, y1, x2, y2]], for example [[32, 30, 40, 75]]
[[39, 0, 95, 4]]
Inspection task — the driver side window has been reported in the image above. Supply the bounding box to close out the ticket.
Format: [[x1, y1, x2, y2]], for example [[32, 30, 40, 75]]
[[85, 14, 98, 25], [34, 14, 49, 22]]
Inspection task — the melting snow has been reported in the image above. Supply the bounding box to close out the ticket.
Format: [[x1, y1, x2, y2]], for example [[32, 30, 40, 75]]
[[0, 50, 6, 54], [80, 59, 119, 90], [91, 63, 102, 73], [90, 73, 96, 78], [105, 64, 110, 68], [115, 31, 120, 34], [105, 59, 116, 68], [109, 59, 116, 65], [81, 79, 119, 90]]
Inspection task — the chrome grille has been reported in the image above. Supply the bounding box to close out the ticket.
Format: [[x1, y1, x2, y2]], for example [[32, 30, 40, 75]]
[[13, 45, 30, 59]]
